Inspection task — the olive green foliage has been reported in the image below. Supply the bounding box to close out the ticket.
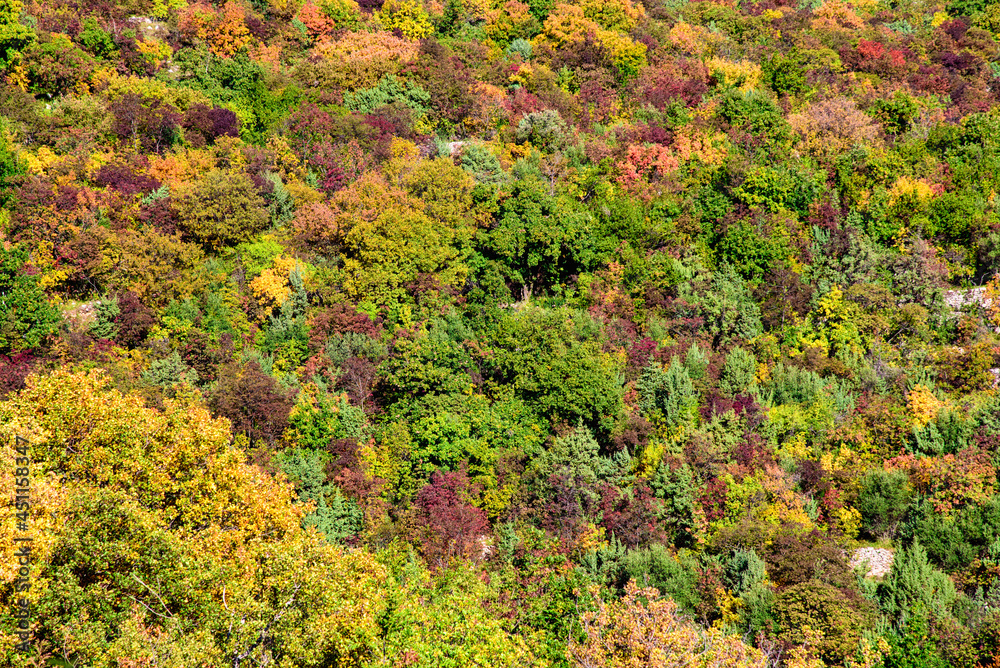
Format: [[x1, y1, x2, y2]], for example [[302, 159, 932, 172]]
[[775, 580, 872, 664], [516, 110, 569, 150], [878, 541, 957, 622], [719, 347, 757, 397], [490, 308, 624, 439], [482, 178, 597, 300], [858, 469, 913, 540], [173, 170, 270, 248], [0, 117, 25, 208], [623, 544, 701, 614]]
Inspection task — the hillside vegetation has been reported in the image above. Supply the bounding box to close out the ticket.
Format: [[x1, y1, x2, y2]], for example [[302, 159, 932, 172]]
[[2, 0, 1000, 664]]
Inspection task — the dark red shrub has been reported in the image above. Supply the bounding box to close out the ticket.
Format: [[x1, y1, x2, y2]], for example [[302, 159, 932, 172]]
[[110, 93, 182, 153], [940, 18, 970, 42], [93, 163, 161, 197], [182, 104, 240, 148], [114, 291, 156, 348], [541, 471, 599, 545], [308, 304, 381, 352], [635, 61, 709, 109], [413, 469, 490, 566], [0, 353, 35, 398], [208, 360, 296, 447], [732, 432, 774, 471], [699, 475, 729, 523], [599, 482, 665, 548], [138, 197, 180, 236], [339, 355, 379, 412], [182, 331, 234, 383]]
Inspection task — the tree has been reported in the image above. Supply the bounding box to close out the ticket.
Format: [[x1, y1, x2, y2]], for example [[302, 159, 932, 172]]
[[482, 178, 596, 301], [857, 469, 913, 540], [0, 117, 25, 209], [412, 469, 490, 567], [719, 347, 757, 397], [22, 33, 95, 98], [774, 580, 873, 666], [208, 360, 297, 447], [877, 541, 957, 622], [638, 358, 697, 428], [0, 0, 35, 69], [340, 193, 466, 309], [172, 169, 270, 248], [0, 243, 59, 354], [110, 93, 182, 153], [568, 580, 767, 667], [0, 369, 389, 667]]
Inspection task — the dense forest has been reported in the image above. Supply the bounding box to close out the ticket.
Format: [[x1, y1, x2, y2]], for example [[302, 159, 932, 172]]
[[1, 0, 1000, 663]]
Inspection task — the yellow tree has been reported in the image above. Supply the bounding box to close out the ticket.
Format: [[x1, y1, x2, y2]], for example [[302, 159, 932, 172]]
[[569, 580, 767, 668], [0, 369, 388, 667]]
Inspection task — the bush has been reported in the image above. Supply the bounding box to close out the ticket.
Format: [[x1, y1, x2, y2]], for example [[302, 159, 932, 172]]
[[515, 109, 569, 150], [623, 544, 702, 614], [719, 347, 758, 397], [208, 360, 296, 447], [172, 170, 270, 248], [858, 469, 913, 540], [878, 541, 957, 622], [0, 244, 59, 354], [774, 580, 872, 665]]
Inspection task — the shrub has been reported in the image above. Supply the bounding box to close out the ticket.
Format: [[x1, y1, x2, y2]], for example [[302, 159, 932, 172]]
[[569, 580, 767, 668], [412, 469, 491, 567], [110, 93, 182, 153], [172, 169, 270, 248], [878, 541, 957, 621], [858, 469, 914, 540], [0, 243, 59, 354], [623, 544, 702, 614], [208, 360, 296, 447], [774, 580, 872, 665], [181, 103, 240, 147]]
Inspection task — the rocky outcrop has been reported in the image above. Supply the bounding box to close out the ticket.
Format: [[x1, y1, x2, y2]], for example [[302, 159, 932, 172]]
[[850, 547, 894, 579]]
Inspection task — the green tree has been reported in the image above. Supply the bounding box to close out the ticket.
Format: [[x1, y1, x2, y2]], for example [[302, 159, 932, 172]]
[[481, 179, 596, 301], [489, 307, 624, 439], [638, 358, 697, 428], [719, 347, 758, 397], [0, 117, 25, 209], [0, 244, 59, 353], [0, 0, 35, 69], [857, 469, 913, 540], [877, 541, 957, 622]]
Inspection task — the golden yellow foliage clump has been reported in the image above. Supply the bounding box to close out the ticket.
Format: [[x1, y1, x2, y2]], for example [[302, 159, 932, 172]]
[[668, 21, 725, 57], [810, 0, 864, 32], [705, 58, 762, 91], [907, 383, 946, 428], [788, 97, 880, 160], [0, 369, 391, 665], [673, 125, 729, 166], [984, 272, 1000, 330], [569, 580, 767, 667], [887, 176, 936, 209], [251, 256, 307, 312]]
